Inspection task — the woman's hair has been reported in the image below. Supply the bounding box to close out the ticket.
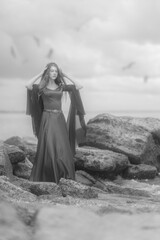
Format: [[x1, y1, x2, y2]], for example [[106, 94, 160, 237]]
[[38, 62, 66, 92]]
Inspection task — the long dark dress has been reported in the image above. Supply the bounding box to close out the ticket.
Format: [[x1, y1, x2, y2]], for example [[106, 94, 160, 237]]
[[27, 84, 86, 183]]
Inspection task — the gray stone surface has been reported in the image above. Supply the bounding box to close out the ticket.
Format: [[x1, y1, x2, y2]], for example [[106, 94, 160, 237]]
[[0, 202, 30, 240], [21, 181, 62, 197], [0, 176, 37, 202], [75, 170, 97, 186], [123, 164, 157, 179], [0, 142, 13, 179], [33, 206, 160, 240], [4, 143, 26, 164], [13, 159, 32, 179], [75, 147, 129, 177], [85, 114, 160, 169], [5, 136, 37, 163], [4, 136, 27, 151], [59, 178, 98, 199]]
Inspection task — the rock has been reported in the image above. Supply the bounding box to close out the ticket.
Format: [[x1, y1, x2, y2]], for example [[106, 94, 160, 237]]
[[99, 180, 152, 197], [32, 206, 160, 240], [4, 143, 26, 164], [0, 176, 37, 202], [75, 170, 97, 186], [123, 164, 157, 179], [4, 136, 26, 151], [0, 142, 13, 179], [85, 114, 160, 169], [0, 202, 30, 240], [75, 147, 129, 178], [14, 203, 38, 226], [25, 145, 37, 163], [75, 170, 112, 193], [5, 136, 37, 163], [25, 157, 33, 168], [75, 173, 152, 198], [13, 160, 32, 179], [33, 206, 103, 240], [20, 181, 62, 197], [122, 116, 160, 140], [22, 137, 37, 163], [59, 178, 98, 199], [75, 170, 113, 193]]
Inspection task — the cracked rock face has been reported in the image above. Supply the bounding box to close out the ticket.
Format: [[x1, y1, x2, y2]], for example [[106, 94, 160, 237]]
[[85, 114, 160, 170], [75, 147, 129, 178]]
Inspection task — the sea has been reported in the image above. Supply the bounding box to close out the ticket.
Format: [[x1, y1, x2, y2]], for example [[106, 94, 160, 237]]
[[1, 110, 160, 141]]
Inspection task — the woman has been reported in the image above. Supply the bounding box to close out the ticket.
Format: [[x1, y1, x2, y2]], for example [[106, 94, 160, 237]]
[[26, 62, 86, 183]]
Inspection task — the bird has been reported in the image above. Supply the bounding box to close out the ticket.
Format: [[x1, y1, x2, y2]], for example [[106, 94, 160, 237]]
[[143, 75, 149, 83], [33, 35, 40, 47], [22, 58, 29, 64], [10, 46, 16, 58], [122, 61, 136, 71], [46, 48, 54, 59]]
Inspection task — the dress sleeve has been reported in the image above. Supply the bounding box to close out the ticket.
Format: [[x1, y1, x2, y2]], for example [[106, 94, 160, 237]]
[[26, 84, 43, 138], [63, 84, 86, 154], [62, 84, 74, 92]]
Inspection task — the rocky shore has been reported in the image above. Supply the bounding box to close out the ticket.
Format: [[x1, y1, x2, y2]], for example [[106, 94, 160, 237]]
[[1, 113, 160, 239]]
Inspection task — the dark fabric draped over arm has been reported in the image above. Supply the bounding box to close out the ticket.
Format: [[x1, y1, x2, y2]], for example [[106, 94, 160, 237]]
[[26, 84, 43, 138], [63, 85, 86, 154]]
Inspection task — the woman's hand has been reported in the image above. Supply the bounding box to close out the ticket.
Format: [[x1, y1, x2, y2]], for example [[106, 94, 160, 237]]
[[25, 70, 44, 90]]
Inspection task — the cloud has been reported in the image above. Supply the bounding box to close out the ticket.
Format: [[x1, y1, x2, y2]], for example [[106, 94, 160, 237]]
[[1, 0, 160, 78], [1, 0, 160, 111]]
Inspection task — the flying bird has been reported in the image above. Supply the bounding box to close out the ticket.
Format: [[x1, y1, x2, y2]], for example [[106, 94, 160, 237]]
[[10, 46, 16, 58], [122, 61, 136, 71], [22, 58, 29, 64], [46, 48, 54, 59], [143, 75, 149, 83], [33, 35, 40, 47]]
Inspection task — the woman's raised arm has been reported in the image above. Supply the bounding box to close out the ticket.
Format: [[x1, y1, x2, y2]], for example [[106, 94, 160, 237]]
[[25, 70, 44, 90], [62, 72, 83, 90]]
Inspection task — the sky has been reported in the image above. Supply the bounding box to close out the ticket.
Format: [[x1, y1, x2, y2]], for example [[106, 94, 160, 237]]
[[1, 0, 160, 113]]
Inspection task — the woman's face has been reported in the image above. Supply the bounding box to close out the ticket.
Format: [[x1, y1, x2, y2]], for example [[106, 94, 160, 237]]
[[49, 65, 58, 80]]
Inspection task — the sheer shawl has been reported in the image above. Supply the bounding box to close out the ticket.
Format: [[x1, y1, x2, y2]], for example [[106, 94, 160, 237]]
[[26, 84, 86, 154]]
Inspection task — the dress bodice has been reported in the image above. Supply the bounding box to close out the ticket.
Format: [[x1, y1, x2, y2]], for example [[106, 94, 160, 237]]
[[41, 88, 63, 110]]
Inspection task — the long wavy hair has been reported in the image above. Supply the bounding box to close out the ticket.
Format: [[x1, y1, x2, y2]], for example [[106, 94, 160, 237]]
[[38, 62, 66, 93]]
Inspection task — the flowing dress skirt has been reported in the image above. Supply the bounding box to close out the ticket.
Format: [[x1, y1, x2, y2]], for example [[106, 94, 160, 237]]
[[30, 110, 75, 183]]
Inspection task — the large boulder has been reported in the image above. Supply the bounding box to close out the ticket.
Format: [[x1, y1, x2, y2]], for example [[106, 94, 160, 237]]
[[75, 147, 129, 178], [122, 116, 160, 140], [85, 114, 160, 170]]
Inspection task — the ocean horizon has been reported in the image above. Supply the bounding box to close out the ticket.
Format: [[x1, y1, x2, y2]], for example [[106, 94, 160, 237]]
[[1, 110, 160, 141]]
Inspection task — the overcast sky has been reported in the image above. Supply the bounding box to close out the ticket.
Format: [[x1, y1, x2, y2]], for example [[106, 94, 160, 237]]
[[1, 0, 160, 112]]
